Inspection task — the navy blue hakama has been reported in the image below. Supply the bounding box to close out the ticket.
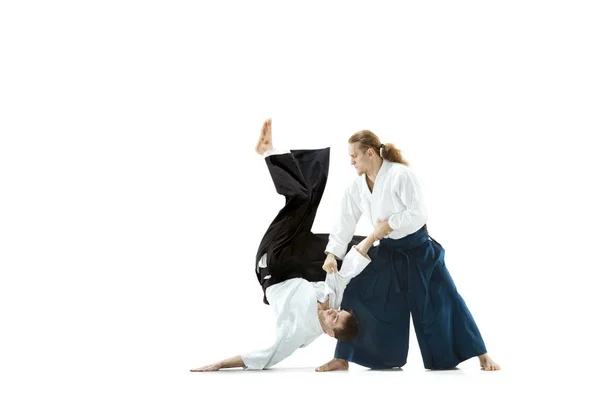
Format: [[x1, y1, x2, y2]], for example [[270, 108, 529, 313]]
[[335, 226, 487, 369]]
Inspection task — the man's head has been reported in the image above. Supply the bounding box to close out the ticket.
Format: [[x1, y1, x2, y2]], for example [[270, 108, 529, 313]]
[[348, 130, 382, 176], [348, 130, 409, 174], [318, 309, 359, 341]]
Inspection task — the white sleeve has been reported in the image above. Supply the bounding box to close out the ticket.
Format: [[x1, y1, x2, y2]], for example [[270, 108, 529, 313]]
[[240, 321, 304, 370], [387, 169, 428, 236], [326, 185, 362, 259], [240, 281, 308, 370], [325, 246, 371, 309]]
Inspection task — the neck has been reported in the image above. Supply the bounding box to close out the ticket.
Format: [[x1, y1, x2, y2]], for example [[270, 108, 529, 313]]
[[366, 158, 383, 183]]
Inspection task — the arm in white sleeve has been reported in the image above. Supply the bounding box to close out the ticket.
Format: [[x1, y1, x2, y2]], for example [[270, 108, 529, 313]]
[[326, 246, 372, 309], [387, 169, 428, 236], [240, 320, 304, 370], [338, 246, 371, 283], [326, 186, 362, 259]]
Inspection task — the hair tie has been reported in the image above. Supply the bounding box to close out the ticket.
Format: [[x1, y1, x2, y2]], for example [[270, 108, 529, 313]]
[[379, 144, 385, 157]]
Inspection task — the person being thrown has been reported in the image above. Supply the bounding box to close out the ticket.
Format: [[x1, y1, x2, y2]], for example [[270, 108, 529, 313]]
[[191, 119, 378, 372]]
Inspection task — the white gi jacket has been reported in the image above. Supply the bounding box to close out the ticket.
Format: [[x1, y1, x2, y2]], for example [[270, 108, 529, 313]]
[[326, 160, 428, 259], [241, 246, 371, 370]]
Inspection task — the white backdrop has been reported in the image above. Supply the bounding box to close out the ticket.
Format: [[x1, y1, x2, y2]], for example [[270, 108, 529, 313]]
[[1, 1, 599, 399]]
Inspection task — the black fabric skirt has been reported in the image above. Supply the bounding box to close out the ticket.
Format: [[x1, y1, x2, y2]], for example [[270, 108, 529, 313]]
[[255, 148, 363, 304]]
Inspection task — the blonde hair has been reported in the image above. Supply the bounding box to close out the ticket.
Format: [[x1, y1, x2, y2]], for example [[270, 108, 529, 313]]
[[348, 130, 409, 166]]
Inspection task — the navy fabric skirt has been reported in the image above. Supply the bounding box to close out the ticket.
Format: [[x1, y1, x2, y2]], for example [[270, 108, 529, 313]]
[[335, 226, 487, 369]]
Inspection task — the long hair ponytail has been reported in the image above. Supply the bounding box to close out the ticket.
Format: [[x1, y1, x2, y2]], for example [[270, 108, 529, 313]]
[[348, 130, 409, 166]]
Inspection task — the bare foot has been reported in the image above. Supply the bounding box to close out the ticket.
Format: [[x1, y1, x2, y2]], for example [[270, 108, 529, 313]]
[[255, 118, 273, 155], [478, 353, 501, 371], [315, 358, 349, 372]]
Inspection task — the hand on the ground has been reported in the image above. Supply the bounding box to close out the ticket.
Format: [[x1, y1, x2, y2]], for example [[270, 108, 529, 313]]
[[190, 363, 221, 372]]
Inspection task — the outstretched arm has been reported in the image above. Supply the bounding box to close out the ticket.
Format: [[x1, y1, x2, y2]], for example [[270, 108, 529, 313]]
[[354, 233, 377, 257], [191, 329, 300, 371], [325, 234, 375, 306], [323, 231, 378, 274], [372, 220, 393, 240], [190, 355, 245, 372]]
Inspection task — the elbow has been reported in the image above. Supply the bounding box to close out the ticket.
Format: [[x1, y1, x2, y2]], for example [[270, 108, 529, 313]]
[[418, 209, 428, 227], [414, 213, 427, 229]]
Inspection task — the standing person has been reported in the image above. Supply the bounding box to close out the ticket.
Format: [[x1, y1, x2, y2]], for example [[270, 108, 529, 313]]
[[318, 130, 500, 372], [191, 120, 376, 372]]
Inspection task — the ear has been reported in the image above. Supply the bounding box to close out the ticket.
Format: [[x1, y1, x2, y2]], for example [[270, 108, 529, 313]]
[[326, 329, 335, 338]]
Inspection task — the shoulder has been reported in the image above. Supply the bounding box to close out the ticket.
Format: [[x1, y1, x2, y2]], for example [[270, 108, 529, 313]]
[[387, 161, 409, 174], [387, 162, 418, 181]]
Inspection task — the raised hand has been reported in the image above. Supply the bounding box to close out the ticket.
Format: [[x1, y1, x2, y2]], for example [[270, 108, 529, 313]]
[[322, 253, 338, 273]]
